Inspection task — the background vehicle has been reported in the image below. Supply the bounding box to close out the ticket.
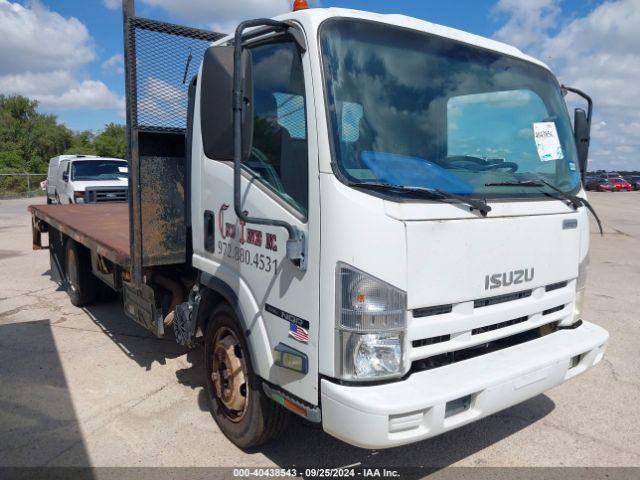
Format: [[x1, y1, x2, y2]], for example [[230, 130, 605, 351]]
[[585, 177, 614, 192], [626, 176, 640, 190], [46, 157, 60, 203], [29, 1, 608, 449], [46, 155, 128, 204], [609, 177, 633, 192], [599, 172, 623, 180]]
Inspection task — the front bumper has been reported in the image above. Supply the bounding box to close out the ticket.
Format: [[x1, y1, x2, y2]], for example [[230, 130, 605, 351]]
[[321, 321, 608, 449]]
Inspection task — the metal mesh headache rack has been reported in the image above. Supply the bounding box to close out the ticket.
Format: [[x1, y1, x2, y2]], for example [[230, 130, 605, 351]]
[[123, 0, 225, 288], [126, 16, 225, 132]]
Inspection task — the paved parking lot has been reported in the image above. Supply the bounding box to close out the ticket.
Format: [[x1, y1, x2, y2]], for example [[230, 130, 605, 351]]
[[0, 193, 639, 469]]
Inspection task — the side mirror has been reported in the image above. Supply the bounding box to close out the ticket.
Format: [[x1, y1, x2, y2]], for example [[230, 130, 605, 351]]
[[562, 85, 593, 181], [200, 46, 253, 161], [62, 172, 69, 182], [574, 108, 590, 178]]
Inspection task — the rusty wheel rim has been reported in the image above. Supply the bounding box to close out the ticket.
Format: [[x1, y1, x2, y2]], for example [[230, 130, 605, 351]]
[[211, 326, 248, 422]]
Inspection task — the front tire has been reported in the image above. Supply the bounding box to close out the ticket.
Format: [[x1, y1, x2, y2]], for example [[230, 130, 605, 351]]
[[204, 304, 289, 449], [64, 238, 97, 307]]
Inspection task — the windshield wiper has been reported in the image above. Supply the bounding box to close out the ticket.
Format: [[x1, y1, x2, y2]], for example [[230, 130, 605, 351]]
[[350, 182, 491, 217], [536, 179, 603, 235], [485, 181, 544, 187], [486, 178, 603, 235]]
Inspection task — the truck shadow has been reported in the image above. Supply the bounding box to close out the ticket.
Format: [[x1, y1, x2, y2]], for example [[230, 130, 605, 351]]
[[82, 295, 186, 371], [260, 395, 555, 472], [257, 394, 555, 475], [0, 320, 95, 472], [172, 343, 556, 474]]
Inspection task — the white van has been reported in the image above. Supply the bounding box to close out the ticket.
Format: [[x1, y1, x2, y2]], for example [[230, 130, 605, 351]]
[[46, 155, 129, 204]]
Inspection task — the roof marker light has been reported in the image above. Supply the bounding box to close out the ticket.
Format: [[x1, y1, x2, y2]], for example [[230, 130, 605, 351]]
[[293, 0, 309, 11]]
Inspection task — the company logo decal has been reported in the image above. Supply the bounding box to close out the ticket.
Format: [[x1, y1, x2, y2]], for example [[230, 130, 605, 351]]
[[218, 203, 278, 251], [265, 304, 309, 329], [485, 268, 534, 290]]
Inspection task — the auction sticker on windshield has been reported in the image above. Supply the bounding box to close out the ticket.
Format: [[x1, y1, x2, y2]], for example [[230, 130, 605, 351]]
[[533, 122, 564, 161]]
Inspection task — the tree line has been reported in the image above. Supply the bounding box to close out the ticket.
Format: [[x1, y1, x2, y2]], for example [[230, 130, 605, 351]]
[[0, 95, 126, 177]]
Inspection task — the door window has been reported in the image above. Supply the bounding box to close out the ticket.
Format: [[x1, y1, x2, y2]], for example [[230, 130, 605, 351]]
[[246, 40, 308, 215]]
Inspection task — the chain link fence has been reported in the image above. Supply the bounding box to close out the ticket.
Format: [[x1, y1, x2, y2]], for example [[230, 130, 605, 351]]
[[0, 173, 48, 199]]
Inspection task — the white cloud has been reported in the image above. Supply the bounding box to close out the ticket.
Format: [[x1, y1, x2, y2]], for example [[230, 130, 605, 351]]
[[0, 70, 125, 112], [494, 0, 561, 51], [137, 77, 187, 127], [0, 0, 94, 75], [103, 0, 121, 10], [140, 0, 291, 32], [494, 0, 640, 171], [0, 1, 123, 114], [102, 54, 124, 74]]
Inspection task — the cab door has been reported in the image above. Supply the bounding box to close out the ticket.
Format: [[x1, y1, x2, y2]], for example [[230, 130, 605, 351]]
[[196, 35, 320, 405]]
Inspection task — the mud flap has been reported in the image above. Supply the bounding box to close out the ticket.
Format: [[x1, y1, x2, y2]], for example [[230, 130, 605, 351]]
[[123, 282, 164, 337]]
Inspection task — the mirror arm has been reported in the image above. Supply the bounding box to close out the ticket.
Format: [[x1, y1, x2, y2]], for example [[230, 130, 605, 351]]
[[233, 19, 307, 270], [561, 85, 593, 127], [562, 85, 593, 181], [284, 22, 307, 52]]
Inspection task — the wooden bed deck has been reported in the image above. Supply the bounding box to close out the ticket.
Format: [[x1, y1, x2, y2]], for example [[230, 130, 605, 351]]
[[29, 203, 131, 267]]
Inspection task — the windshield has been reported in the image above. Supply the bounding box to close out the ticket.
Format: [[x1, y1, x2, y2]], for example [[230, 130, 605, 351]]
[[71, 160, 128, 181], [319, 19, 581, 198]]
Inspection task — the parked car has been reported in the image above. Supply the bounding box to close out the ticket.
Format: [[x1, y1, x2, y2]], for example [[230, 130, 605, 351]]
[[599, 172, 623, 180], [46, 155, 129, 204], [585, 177, 614, 192], [626, 176, 640, 190], [609, 177, 633, 192]]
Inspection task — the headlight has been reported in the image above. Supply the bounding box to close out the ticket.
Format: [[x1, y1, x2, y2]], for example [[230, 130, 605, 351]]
[[336, 264, 407, 381], [573, 255, 589, 324], [73, 191, 85, 203]]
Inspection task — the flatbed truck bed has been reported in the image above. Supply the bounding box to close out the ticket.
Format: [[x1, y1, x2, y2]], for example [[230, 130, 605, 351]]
[[29, 203, 131, 267]]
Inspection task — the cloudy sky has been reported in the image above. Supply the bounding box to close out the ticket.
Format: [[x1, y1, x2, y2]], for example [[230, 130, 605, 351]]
[[0, 0, 638, 171]]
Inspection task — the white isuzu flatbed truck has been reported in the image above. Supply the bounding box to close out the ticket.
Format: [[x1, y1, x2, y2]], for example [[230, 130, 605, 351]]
[[29, 0, 608, 449]]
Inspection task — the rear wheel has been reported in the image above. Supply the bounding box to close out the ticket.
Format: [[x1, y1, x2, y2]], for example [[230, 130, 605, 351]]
[[64, 239, 98, 307], [204, 304, 289, 449]]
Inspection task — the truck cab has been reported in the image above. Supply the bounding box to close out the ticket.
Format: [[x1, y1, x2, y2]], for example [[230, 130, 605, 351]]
[[183, 7, 607, 448]]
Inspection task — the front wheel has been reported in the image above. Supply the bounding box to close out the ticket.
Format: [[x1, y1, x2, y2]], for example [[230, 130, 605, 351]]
[[204, 304, 289, 449]]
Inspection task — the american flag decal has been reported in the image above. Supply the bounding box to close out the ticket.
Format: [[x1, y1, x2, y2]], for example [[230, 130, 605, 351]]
[[289, 323, 309, 343]]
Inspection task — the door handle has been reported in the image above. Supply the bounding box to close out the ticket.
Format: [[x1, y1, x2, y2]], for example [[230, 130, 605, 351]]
[[204, 210, 215, 252]]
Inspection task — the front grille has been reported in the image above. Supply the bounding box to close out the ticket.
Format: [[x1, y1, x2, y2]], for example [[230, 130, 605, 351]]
[[472, 315, 528, 335], [413, 304, 453, 318], [546, 281, 568, 292], [86, 189, 128, 203], [412, 335, 451, 348], [543, 304, 565, 316], [409, 279, 574, 369], [474, 289, 532, 308], [411, 322, 560, 373]]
